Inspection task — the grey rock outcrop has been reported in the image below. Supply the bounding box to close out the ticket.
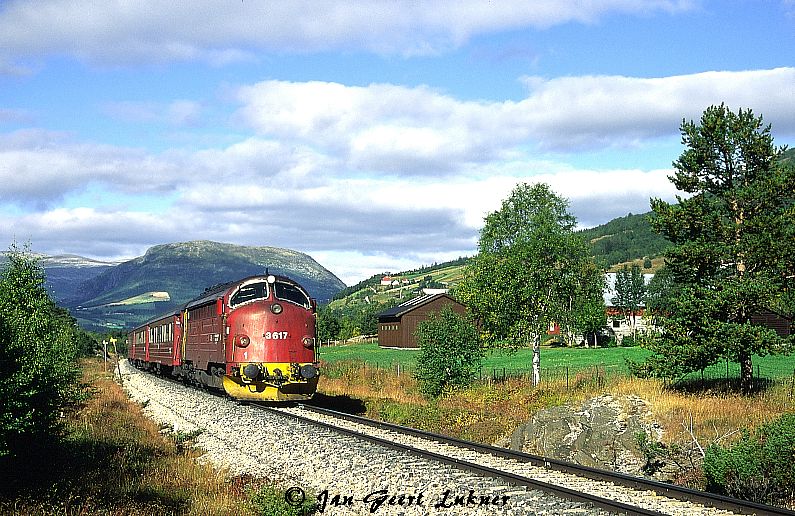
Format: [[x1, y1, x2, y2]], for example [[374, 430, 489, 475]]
[[509, 394, 663, 477]]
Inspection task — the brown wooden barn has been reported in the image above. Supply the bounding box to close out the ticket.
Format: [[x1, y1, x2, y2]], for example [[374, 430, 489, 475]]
[[377, 293, 466, 348], [751, 309, 793, 337]]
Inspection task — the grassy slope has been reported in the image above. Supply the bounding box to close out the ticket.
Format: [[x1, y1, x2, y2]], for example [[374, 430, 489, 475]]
[[327, 262, 468, 309]]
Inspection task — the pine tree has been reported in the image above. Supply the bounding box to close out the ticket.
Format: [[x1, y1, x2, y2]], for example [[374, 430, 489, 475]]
[[641, 105, 795, 392]]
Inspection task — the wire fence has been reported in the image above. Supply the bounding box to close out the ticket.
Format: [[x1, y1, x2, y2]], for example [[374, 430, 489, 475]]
[[317, 336, 378, 347], [323, 356, 795, 398], [670, 358, 795, 394], [475, 360, 795, 396], [474, 364, 626, 390]]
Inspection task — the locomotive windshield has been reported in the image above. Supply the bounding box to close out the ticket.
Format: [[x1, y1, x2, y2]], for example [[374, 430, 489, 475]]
[[230, 281, 268, 307], [274, 281, 311, 309]]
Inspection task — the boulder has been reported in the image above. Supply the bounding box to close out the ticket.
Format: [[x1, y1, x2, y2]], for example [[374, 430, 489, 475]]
[[509, 394, 663, 477]]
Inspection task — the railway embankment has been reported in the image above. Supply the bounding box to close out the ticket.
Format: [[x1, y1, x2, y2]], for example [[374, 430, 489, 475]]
[[118, 359, 614, 515], [118, 360, 794, 515]]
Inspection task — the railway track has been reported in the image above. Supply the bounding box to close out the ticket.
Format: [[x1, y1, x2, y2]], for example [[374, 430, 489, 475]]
[[123, 361, 606, 514], [258, 402, 793, 516]]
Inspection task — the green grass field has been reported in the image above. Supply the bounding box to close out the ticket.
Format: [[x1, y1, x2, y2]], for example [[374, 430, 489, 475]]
[[318, 342, 649, 373], [318, 341, 795, 381]]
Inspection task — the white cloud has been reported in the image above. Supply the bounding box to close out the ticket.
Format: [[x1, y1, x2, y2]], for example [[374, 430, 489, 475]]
[[234, 68, 795, 172], [0, 130, 183, 205], [235, 80, 525, 174], [0, 1, 697, 64], [5, 66, 794, 283], [2, 208, 182, 258], [518, 68, 795, 149]]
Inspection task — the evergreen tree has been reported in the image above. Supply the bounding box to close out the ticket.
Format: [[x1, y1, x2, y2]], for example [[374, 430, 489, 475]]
[[640, 105, 795, 392]]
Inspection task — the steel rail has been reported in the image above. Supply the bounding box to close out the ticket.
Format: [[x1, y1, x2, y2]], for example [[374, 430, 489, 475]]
[[256, 404, 671, 516], [296, 403, 794, 516]]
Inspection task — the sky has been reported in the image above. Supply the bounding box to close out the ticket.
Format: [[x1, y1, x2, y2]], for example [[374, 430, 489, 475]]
[[1, 1, 794, 286]]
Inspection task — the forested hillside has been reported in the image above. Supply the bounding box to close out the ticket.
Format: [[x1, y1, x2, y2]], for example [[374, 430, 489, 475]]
[[578, 212, 670, 268], [579, 148, 793, 269]]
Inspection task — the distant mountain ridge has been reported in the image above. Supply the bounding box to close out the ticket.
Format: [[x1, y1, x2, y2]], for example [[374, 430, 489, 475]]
[[0, 253, 120, 303], [28, 241, 345, 331]]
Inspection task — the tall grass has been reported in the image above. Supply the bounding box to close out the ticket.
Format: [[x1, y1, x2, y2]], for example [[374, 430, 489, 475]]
[[319, 361, 630, 444]]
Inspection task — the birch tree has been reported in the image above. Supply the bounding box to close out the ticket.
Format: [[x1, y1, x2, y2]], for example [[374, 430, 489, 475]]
[[456, 183, 602, 385], [611, 264, 646, 338]]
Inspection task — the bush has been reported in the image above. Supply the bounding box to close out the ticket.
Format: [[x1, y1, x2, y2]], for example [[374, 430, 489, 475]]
[[703, 413, 795, 506], [0, 245, 84, 457], [413, 306, 483, 399], [250, 484, 316, 516]]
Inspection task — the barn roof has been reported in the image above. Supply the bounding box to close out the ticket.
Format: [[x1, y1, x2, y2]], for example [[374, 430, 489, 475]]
[[377, 293, 459, 322]]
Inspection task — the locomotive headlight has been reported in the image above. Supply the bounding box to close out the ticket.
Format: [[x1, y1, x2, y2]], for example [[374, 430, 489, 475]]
[[299, 364, 318, 379], [270, 303, 283, 315], [236, 334, 250, 347], [302, 337, 314, 349], [242, 363, 261, 381]]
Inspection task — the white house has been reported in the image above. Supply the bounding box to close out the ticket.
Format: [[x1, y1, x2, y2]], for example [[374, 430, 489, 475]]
[[603, 272, 655, 340]]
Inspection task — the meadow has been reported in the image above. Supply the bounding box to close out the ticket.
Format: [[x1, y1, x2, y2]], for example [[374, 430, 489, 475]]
[[318, 341, 795, 383]]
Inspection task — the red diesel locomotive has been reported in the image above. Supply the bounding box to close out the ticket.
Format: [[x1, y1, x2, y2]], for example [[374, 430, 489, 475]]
[[128, 274, 319, 401]]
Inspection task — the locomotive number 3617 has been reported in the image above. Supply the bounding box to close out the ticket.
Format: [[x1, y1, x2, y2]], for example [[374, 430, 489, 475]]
[[264, 331, 289, 339]]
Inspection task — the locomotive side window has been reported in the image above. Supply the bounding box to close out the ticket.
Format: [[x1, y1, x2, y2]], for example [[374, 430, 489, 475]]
[[274, 281, 311, 309], [230, 281, 269, 307]]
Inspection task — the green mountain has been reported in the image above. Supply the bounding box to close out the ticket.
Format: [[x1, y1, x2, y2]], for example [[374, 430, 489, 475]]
[[578, 212, 670, 269], [59, 241, 345, 331], [578, 148, 793, 270]]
